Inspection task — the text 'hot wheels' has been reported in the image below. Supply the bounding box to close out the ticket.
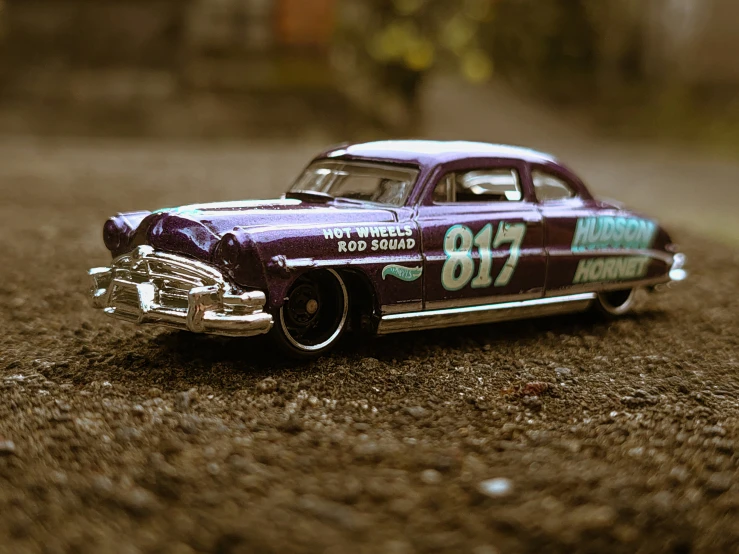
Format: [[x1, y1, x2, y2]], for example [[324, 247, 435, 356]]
[[322, 225, 416, 252]]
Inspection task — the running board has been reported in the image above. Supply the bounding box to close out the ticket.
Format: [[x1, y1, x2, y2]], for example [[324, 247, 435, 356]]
[[376, 293, 597, 335]]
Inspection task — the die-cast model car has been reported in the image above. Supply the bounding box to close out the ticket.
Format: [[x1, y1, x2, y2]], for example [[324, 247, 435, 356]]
[[89, 141, 686, 357]]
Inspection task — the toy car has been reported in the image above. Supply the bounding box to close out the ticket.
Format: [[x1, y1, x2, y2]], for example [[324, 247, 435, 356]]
[[89, 140, 686, 357]]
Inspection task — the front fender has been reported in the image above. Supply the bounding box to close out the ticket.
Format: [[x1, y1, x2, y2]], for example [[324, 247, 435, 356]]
[[228, 222, 424, 313]]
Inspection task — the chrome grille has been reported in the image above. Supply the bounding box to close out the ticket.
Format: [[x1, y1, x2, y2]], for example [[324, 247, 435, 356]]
[[89, 245, 273, 337], [107, 247, 224, 313]]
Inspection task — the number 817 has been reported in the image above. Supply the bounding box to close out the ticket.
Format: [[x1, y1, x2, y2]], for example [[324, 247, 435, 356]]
[[441, 222, 527, 291]]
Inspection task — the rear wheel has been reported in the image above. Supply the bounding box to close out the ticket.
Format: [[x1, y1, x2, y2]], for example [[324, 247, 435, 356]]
[[595, 288, 641, 317], [272, 269, 349, 358]]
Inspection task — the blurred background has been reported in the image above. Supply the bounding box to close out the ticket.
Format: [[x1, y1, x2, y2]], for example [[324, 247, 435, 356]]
[[0, 0, 737, 244]]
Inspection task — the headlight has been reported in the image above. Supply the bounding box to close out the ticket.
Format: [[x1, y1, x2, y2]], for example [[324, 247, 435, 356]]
[[103, 211, 151, 255], [218, 233, 242, 268], [213, 230, 265, 287], [103, 217, 128, 252]]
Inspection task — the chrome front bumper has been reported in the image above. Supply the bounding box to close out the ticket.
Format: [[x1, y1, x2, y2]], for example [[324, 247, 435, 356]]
[[88, 245, 273, 337]]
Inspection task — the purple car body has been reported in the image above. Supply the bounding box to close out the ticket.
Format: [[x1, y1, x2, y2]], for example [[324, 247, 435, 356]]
[[89, 141, 686, 357]]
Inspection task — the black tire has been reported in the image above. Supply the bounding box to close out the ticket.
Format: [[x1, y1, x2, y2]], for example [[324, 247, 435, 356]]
[[595, 288, 640, 317], [271, 269, 349, 359]]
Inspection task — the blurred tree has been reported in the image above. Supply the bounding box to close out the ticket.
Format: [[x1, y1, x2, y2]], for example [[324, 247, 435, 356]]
[[486, 0, 739, 148], [334, 0, 726, 121], [333, 0, 495, 131], [487, 0, 601, 104], [333, 0, 646, 128]]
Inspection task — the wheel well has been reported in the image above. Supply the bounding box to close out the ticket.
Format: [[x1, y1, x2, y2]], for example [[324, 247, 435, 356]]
[[596, 287, 640, 317], [338, 269, 378, 332]]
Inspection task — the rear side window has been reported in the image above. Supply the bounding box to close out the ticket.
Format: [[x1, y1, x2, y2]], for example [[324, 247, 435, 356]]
[[433, 168, 522, 203], [532, 170, 576, 202]]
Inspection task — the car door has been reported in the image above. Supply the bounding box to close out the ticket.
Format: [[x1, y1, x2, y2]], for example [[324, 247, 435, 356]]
[[415, 159, 546, 309], [530, 163, 599, 295], [534, 163, 662, 296]]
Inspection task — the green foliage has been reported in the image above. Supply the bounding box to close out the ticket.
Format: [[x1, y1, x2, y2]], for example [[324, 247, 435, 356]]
[[334, 0, 617, 105], [335, 0, 739, 149], [335, 0, 496, 86], [487, 0, 601, 102]]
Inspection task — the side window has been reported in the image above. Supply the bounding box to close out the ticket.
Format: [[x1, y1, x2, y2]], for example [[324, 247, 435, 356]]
[[432, 175, 454, 202], [532, 170, 576, 202], [433, 168, 522, 203]]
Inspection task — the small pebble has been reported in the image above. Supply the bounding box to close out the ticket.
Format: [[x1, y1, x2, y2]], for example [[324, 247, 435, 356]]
[[405, 406, 427, 419], [702, 425, 726, 437], [705, 473, 733, 494], [478, 478, 513, 498], [175, 388, 198, 411], [0, 439, 16, 456], [522, 395, 542, 411], [420, 469, 442, 485], [119, 487, 160, 517], [257, 378, 277, 394], [669, 466, 690, 483]]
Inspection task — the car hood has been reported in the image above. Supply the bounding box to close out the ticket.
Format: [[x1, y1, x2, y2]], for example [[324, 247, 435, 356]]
[[132, 198, 398, 260]]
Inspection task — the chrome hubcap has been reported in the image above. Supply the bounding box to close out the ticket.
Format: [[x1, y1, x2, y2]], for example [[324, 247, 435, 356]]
[[279, 269, 348, 352]]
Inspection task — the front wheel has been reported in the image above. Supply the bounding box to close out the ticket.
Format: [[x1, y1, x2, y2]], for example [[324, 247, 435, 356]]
[[271, 269, 349, 359], [595, 288, 642, 317]]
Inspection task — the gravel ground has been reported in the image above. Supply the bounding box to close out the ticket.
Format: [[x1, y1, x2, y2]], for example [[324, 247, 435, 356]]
[[1, 139, 738, 554]]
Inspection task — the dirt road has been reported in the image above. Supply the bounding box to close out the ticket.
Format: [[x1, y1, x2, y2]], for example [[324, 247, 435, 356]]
[[0, 138, 738, 553]]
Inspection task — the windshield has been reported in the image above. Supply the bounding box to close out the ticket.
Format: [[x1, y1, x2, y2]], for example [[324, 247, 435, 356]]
[[289, 161, 419, 207]]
